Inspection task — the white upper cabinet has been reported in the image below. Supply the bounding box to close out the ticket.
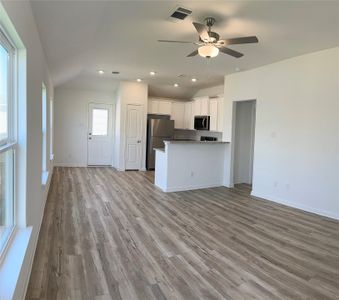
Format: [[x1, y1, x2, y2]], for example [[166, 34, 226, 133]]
[[148, 100, 159, 114], [184, 101, 194, 129], [193, 96, 209, 116], [148, 99, 172, 115], [201, 97, 209, 115], [209, 97, 224, 132], [209, 99, 218, 131], [217, 98, 224, 132], [171, 102, 185, 129], [158, 101, 172, 115]]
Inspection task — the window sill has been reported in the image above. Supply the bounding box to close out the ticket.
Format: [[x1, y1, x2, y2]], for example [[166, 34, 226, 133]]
[[0, 227, 32, 300], [41, 171, 49, 186]]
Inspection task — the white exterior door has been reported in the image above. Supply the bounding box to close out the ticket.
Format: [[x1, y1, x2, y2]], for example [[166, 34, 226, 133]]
[[125, 104, 143, 170], [87, 103, 113, 166]]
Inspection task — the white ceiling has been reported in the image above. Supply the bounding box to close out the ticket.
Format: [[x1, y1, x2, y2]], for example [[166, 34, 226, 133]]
[[30, 0, 339, 99]]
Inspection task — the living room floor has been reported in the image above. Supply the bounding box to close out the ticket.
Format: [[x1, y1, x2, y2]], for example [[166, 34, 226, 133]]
[[26, 167, 339, 300]]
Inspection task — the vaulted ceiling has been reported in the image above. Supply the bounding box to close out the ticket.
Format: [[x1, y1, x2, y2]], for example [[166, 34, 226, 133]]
[[30, 1, 339, 98]]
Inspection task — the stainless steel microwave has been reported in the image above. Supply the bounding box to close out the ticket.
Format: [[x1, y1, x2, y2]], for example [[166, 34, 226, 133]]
[[194, 115, 210, 130]]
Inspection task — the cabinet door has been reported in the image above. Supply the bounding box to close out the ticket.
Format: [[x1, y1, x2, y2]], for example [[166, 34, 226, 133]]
[[193, 99, 201, 116], [209, 99, 218, 131], [217, 98, 224, 132], [171, 102, 185, 129], [201, 97, 210, 115], [148, 100, 159, 114], [184, 102, 193, 129], [158, 101, 172, 115]]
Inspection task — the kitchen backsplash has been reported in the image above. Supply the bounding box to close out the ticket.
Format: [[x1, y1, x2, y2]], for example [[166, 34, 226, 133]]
[[174, 129, 222, 141]]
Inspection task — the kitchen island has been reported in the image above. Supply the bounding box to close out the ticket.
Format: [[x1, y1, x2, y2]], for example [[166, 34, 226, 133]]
[[154, 140, 229, 192]]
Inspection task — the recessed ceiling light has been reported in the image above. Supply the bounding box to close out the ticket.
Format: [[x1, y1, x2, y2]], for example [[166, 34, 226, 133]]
[[150, 71, 156, 76], [191, 78, 197, 82], [98, 70, 104, 74], [174, 83, 179, 87], [137, 78, 142, 82]]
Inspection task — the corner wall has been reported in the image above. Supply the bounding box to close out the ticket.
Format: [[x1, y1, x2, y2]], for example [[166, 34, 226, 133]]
[[223, 47, 339, 219]]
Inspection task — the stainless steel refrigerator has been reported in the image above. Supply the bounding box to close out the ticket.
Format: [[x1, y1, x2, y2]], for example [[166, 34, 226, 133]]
[[146, 116, 174, 170]]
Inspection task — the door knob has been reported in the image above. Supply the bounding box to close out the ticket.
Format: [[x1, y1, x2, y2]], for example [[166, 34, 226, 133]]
[[137, 140, 141, 143]]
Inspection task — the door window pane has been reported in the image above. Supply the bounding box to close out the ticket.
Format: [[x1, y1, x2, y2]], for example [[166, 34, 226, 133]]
[[92, 109, 108, 136], [0, 148, 14, 250], [0, 44, 8, 144]]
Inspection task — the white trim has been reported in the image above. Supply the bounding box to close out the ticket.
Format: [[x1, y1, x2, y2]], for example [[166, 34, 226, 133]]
[[0, 227, 32, 300], [54, 162, 87, 167], [159, 182, 223, 193], [17, 166, 53, 300], [251, 190, 339, 221], [0, 142, 16, 153], [41, 171, 49, 186]]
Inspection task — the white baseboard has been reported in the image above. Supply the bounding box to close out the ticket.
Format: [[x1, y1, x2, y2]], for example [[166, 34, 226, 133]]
[[251, 190, 339, 221], [54, 162, 87, 167], [162, 182, 223, 193]]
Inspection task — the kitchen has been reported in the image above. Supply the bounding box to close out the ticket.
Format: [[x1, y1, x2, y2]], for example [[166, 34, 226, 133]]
[[146, 93, 229, 192]]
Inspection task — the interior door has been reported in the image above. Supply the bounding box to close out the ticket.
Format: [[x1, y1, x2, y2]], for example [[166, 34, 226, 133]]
[[87, 103, 113, 166], [125, 104, 143, 170]]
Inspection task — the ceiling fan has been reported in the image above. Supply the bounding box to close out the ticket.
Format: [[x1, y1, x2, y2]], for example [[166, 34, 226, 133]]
[[158, 17, 258, 58]]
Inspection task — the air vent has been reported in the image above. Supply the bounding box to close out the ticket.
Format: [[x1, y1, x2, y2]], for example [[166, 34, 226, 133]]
[[168, 6, 192, 23]]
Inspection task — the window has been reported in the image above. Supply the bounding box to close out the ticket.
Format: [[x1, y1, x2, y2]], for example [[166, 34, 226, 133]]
[[42, 83, 47, 173], [92, 108, 108, 136], [0, 28, 15, 252]]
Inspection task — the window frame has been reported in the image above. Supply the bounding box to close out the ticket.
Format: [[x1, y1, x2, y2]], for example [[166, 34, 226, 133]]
[[0, 26, 17, 256], [41, 83, 47, 173]]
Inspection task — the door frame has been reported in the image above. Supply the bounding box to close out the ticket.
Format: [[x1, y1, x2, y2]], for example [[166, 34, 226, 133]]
[[87, 102, 114, 166], [230, 99, 256, 188], [123, 103, 144, 171]]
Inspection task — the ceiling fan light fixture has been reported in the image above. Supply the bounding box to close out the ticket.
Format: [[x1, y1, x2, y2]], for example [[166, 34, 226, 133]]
[[198, 44, 219, 58]]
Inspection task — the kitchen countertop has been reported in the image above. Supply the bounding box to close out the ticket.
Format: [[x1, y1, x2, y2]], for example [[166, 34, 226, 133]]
[[164, 140, 229, 144], [153, 148, 165, 152]]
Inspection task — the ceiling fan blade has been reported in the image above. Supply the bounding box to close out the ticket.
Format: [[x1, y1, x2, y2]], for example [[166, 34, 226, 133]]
[[192, 22, 210, 42], [220, 36, 259, 45], [187, 50, 198, 57], [158, 40, 194, 44], [219, 47, 244, 58]]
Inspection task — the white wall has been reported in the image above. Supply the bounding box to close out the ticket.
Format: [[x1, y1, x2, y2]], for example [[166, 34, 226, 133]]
[[114, 81, 148, 171], [193, 84, 224, 98], [223, 47, 339, 219], [54, 87, 115, 167], [233, 100, 255, 184], [0, 1, 54, 299]]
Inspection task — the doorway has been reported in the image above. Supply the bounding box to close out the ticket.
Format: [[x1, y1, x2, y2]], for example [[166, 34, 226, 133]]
[[87, 103, 113, 166], [232, 100, 256, 190], [125, 104, 143, 170]]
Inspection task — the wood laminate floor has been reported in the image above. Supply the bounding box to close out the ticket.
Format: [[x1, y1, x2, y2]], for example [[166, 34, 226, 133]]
[[26, 167, 339, 300]]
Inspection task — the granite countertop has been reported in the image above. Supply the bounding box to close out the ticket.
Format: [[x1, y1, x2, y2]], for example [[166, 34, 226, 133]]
[[153, 147, 165, 152], [163, 140, 229, 144]]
